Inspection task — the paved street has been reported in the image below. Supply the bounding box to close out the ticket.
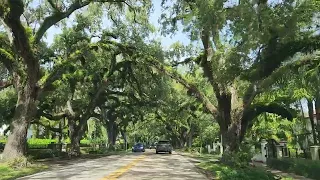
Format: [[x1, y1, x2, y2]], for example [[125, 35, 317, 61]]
[[18, 150, 207, 180]]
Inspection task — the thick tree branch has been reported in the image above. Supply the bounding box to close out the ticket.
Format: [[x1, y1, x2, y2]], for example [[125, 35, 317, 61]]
[[149, 59, 218, 115], [200, 30, 221, 98], [171, 57, 195, 67], [77, 79, 109, 131], [37, 110, 66, 121], [243, 52, 320, 110], [2, 0, 40, 83], [32, 121, 61, 133], [47, 0, 60, 12], [239, 102, 293, 142], [35, 0, 128, 43], [66, 100, 76, 117], [0, 80, 13, 91]]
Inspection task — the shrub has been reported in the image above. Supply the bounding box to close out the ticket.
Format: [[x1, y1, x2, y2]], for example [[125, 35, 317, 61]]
[[219, 167, 276, 180], [267, 158, 320, 180], [27, 139, 57, 149], [27, 149, 57, 159], [221, 150, 254, 168], [199, 162, 276, 180], [80, 139, 91, 145]]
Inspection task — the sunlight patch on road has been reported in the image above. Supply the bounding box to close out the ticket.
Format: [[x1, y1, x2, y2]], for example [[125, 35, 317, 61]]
[[101, 155, 146, 180]]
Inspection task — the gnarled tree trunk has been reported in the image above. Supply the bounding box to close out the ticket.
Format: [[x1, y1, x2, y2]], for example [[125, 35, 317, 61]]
[[2, 81, 38, 160], [106, 119, 118, 150], [68, 118, 81, 156]]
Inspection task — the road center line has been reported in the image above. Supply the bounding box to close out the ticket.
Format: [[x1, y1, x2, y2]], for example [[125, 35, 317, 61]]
[[101, 155, 146, 180]]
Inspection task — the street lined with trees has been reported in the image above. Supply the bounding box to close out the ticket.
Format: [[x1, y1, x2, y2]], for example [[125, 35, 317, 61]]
[[0, 0, 320, 179]]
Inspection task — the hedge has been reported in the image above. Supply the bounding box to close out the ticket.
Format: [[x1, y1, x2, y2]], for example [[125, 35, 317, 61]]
[[267, 158, 320, 180], [0, 139, 96, 145]]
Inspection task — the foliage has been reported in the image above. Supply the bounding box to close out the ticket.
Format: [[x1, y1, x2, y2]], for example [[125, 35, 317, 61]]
[[198, 161, 276, 180], [221, 143, 257, 168], [0, 88, 16, 125], [27, 149, 57, 159], [267, 158, 320, 180]]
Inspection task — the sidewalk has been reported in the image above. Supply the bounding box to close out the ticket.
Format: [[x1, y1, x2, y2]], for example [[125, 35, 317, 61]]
[[252, 161, 313, 180]]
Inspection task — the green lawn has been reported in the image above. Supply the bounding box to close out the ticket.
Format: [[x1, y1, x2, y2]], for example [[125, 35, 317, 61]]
[[0, 163, 48, 180]]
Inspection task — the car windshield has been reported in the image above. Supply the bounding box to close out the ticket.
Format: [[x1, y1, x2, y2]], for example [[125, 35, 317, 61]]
[[157, 141, 170, 145], [135, 143, 143, 146]]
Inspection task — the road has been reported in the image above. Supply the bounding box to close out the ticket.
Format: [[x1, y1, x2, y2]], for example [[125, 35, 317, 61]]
[[18, 149, 207, 180]]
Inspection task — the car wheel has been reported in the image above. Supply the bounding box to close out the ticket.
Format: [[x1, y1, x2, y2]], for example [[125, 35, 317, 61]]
[[169, 151, 172, 154], [156, 151, 159, 154]]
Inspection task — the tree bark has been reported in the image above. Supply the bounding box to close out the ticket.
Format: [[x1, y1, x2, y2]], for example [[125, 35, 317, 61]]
[[2, 120, 29, 160], [315, 97, 320, 143], [68, 119, 81, 156], [2, 82, 38, 160], [106, 119, 118, 149], [187, 126, 194, 148], [120, 129, 127, 150], [307, 99, 318, 145]]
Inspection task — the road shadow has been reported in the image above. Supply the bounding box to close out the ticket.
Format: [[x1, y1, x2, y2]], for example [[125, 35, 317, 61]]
[[37, 151, 131, 168]]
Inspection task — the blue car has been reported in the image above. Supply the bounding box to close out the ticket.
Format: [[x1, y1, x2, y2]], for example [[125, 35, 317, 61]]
[[132, 143, 145, 152]]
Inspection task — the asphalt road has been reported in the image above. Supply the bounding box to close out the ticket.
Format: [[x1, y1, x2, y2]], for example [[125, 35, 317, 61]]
[[18, 149, 207, 180]]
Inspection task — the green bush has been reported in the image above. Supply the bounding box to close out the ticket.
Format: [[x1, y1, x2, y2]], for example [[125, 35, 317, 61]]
[[80, 139, 91, 145], [27, 139, 57, 149], [28, 139, 57, 144], [267, 158, 320, 180], [27, 149, 57, 159], [199, 162, 276, 180], [219, 167, 276, 180]]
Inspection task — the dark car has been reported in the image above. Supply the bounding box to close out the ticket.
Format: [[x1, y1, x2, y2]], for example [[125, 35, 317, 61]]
[[149, 143, 157, 149], [132, 143, 145, 152], [156, 140, 172, 154]]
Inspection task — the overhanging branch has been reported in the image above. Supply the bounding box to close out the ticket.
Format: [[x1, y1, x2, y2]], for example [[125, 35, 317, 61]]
[[37, 110, 66, 121], [149, 59, 218, 115], [243, 52, 320, 110], [0, 80, 12, 91], [32, 121, 62, 133], [2, 0, 40, 81], [34, 0, 129, 43]]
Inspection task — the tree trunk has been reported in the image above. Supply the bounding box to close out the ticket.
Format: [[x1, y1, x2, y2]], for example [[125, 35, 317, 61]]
[[2, 120, 29, 160], [308, 100, 318, 145], [2, 86, 37, 160], [106, 120, 118, 150], [220, 122, 241, 153], [70, 132, 81, 157], [68, 119, 81, 156], [315, 97, 320, 143], [187, 127, 194, 148], [216, 92, 242, 153], [120, 129, 127, 150], [179, 138, 185, 148]]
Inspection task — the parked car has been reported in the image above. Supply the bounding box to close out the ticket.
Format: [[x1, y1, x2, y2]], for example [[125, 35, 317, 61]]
[[156, 140, 172, 154], [132, 143, 145, 152], [149, 143, 156, 149]]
